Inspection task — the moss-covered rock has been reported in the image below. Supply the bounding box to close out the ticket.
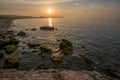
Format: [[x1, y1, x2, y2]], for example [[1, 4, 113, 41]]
[[79, 54, 95, 64], [0, 38, 9, 46], [40, 45, 52, 53], [4, 58, 19, 69], [9, 37, 20, 44], [17, 31, 26, 36], [0, 50, 4, 59], [27, 42, 40, 48], [5, 45, 16, 53], [60, 39, 73, 54], [50, 53, 63, 62]]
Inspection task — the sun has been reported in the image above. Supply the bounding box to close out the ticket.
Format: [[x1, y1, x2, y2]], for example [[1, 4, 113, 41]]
[[48, 9, 52, 14]]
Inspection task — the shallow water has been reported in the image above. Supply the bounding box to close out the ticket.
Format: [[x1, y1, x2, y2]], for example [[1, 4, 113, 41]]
[[8, 18, 120, 71]]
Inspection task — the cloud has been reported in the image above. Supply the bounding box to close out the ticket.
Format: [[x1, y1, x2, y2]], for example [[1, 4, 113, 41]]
[[0, 0, 75, 4]]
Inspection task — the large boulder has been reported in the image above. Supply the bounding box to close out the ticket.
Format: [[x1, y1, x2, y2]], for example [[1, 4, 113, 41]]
[[60, 39, 73, 54], [4, 58, 19, 69], [5, 45, 16, 53], [40, 45, 52, 53], [50, 52, 63, 62]]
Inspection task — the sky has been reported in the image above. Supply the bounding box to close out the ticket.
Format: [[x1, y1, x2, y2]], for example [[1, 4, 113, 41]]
[[0, 0, 120, 19]]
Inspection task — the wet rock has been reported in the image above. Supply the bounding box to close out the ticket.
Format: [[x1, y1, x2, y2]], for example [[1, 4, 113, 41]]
[[50, 53, 63, 62], [0, 50, 4, 59], [17, 31, 26, 36], [60, 39, 73, 54], [31, 28, 37, 31], [40, 26, 56, 30], [4, 58, 19, 69], [105, 66, 120, 78], [0, 38, 9, 46], [79, 54, 95, 64], [9, 37, 20, 44], [27, 42, 40, 48], [40, 45, 52, 53], [5, 45, 16, 53]]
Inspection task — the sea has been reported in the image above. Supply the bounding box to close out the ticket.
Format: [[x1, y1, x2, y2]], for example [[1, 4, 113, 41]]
[[7, 18, 120, 72]]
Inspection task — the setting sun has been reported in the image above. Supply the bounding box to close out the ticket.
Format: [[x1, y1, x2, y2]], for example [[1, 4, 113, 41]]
[[48, 9, 52, 14]]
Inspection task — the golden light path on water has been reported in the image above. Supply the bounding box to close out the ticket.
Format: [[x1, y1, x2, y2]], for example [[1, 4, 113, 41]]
[[48, 18, 52, 26]]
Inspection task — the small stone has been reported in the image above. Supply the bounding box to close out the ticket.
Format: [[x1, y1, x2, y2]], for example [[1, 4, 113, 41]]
[[17, 31, 26, 36], [50, 53, 63, 62]]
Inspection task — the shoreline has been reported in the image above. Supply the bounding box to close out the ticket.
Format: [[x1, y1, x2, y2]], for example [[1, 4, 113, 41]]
[[0, 69, 115, 80]]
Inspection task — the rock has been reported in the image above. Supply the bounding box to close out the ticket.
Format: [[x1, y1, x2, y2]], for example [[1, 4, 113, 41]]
[[31, 28, 37, 31], [50, 53, 63, 62], [0, 38, 9, 46], [105, 66, 120, 78], [40, 45, 52, 53], [4, 58, 19, 69], [40, 26, 56, 30], [17, 31, 26, 36], [60, 39, 73, 54], [27, 42, 40, 48], [5, 45, 16, 53], [0, 50, 4, 59], [79, 54, 95, 64], [9, 37, 20, 44]]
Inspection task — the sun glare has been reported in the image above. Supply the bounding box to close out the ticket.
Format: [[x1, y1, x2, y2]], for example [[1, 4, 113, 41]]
[[48, 9, 52, 14]]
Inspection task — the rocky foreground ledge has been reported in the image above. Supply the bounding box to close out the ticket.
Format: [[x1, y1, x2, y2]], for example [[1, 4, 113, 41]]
[[0, 69, 115, 80]]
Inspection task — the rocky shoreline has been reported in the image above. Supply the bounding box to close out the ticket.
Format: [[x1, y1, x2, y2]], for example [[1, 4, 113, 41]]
[[0, 69, 116, 80], [0, 16, 119, 80]]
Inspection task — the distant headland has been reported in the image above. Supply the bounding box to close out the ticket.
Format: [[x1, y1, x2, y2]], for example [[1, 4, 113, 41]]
[[0, 15, 64, 21]]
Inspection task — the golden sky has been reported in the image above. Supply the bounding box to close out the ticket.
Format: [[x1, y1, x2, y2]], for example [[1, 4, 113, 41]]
[[0, 0, 120, 19]]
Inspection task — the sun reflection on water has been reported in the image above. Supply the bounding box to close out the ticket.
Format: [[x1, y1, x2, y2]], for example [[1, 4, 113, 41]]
[[48, 18, 52, 27]]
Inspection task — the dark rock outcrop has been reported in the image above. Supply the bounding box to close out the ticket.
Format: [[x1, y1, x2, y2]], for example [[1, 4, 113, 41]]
[[4, 58, 19, 69], [40, 45, 52, 53], [17, 31, 26, 36], [40, 26, 56, 30], [60, 39, 73, 54]]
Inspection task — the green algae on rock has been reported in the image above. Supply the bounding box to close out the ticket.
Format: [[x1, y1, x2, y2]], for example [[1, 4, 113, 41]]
[[40, 45, 52, 53], [4, 58, 19, 69], [0, 38, 9, 46], [5, 45, 16, 53], [60, 39, 73, 54], [9, 37, 20, 44]]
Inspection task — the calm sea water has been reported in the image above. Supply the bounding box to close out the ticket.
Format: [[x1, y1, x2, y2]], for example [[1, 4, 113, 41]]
[[10, 18, 120, 71]]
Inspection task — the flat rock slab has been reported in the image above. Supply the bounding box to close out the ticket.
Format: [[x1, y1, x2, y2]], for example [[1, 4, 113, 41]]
[[0, 69, 111, 80]]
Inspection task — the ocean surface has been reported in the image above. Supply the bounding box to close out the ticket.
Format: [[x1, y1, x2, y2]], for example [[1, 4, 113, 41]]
[[8, 18, 120, 71]]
